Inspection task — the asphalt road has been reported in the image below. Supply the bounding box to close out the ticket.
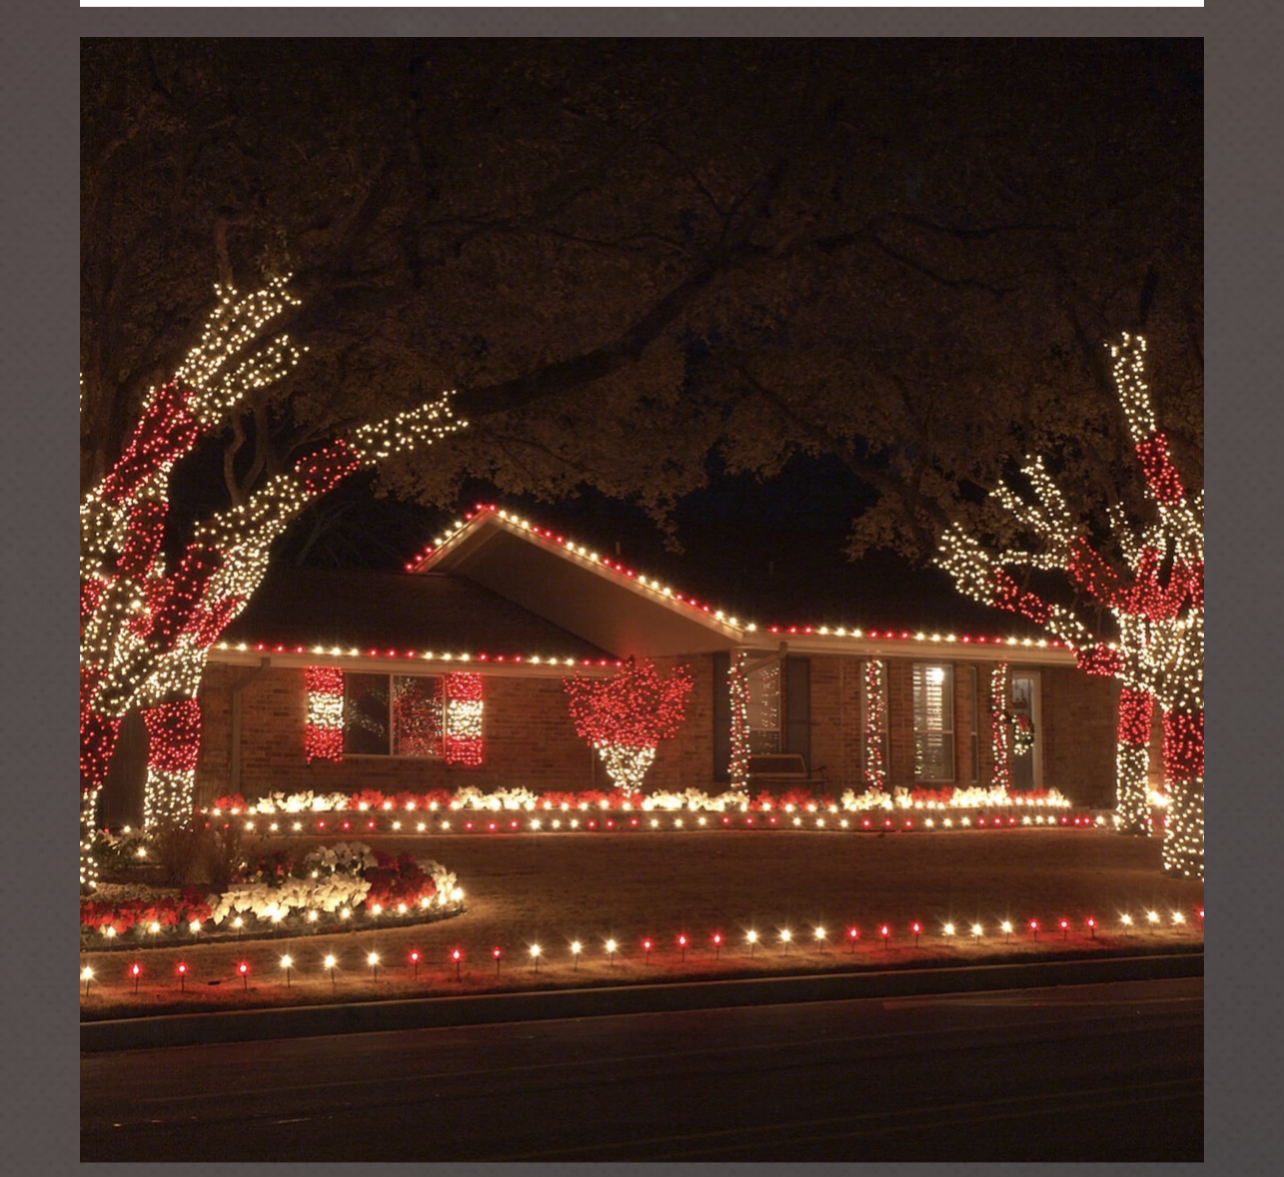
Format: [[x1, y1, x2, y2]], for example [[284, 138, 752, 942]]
[[82, 975, 1202, 1162]]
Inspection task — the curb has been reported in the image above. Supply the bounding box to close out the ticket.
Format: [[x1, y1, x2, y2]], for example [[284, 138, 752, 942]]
[[81, 948, 1202, 1054]]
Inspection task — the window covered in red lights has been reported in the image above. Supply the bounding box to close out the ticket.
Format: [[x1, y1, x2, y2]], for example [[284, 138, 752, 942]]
[[341, 673, 482, 763], [912, 664, 954, 782], [344, 674, 445, 758]]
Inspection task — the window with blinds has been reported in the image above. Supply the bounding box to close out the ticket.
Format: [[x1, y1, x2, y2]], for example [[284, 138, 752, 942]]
[[912, 663, 954, 781]]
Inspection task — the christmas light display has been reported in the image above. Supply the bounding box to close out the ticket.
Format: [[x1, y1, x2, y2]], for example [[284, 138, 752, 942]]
[[443, 673, 485, 766], [564, 661, 694, 791], [863, 659, 887, 791], [142, 699, 203, 827], [935, 336, 1203, 877], [727, 653, 751, 792], [990, 664, 1013, 792], [305, 667, 345, 763], [80, 279, 469, 884], [414, 505, 1078, 655]]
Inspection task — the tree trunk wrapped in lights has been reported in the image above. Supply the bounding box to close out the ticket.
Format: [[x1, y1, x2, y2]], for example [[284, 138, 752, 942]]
[[79, 279, 467, 889], [936, 335, 1202, 877], [564, 661, 694, 793]]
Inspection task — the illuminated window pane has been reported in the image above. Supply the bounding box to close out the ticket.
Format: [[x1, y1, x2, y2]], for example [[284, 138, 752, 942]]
[[912, 664, 954, 781], [392, 676, 444, 757], [746, 663, 781, 754]]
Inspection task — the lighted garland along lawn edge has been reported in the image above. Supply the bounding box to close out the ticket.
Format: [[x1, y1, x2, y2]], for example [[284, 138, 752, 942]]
[[80, 829, 1203, 1022]]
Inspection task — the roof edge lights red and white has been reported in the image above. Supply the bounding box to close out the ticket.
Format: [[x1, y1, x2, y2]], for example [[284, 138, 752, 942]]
[[409, 504, 1082, 664]]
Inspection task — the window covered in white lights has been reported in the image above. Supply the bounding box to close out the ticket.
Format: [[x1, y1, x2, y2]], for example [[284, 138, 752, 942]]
[[912, 663, 954, 781], [745, 662, 782, 754]]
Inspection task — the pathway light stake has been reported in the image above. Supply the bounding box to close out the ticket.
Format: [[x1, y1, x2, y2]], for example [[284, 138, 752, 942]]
[[1171, 911, 1186, 929], [325, 954, 337, 986], [780, 929, 791, 956], [642, 938, 653, 964], [233, 916, 244, 941], [1029, 920, 1039, 941], [571, 941, 581, 970], [238, 961, 250, 991], [712, 932, 722, 960], [605, 939, 617, 967], [971, 924, 983, 943], [1059, 919, 1069, 940], [677, 934, 688, 962], [1002, 921, 1013, 943], [131, 962, 142, 995], [493, 947, 502, 975], [1121, 913, 1133, 935], [176, 961, 188, 991], [367, 951, 380, 981], [1087, 918, 1096, 940], [410, 949, 421, 980], [1147, 910, 1160, 933], [848, 927, 859, 954], [82, 966, 93, 996], [530, 944, 541, 972], [942, 923, 956, 940], [815, 927, 826, 953], [280, 955, 293, 987], [746, 930, 758, 958], [880, 925, 890, 949], [911, 922, 922, 947], [452, 948, 462, 981]]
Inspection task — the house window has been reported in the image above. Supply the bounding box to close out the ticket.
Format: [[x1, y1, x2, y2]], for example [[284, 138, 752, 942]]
[[745, 662, 782, 754], [912, 663, 954, 781], [344, 674, 445, 757]]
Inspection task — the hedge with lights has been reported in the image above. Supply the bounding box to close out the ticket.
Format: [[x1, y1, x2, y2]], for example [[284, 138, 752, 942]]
[[564, 660, 695, 792], [79, 278, 469, 890], [204, 781, 1070, 821], [936, 335, 1202, 878]]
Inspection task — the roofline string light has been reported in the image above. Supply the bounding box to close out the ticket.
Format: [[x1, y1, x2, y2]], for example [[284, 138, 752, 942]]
[[407, 505, 1071, 654], [935, 335, 1203, 878]]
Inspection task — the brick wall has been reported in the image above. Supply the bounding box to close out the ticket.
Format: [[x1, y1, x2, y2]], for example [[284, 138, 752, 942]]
[[195, 656, 717, 806], [195, 652, 1119, 809], [807, 656, 866, 793], [1039, 665, 1119, 807]]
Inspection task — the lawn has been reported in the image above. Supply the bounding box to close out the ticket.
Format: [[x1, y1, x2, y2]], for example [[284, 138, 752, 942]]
[[80, 827, 1203, 1021]]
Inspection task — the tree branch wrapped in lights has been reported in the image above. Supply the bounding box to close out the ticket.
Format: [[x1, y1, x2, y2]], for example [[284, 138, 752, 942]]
[[935, 335, 1203, 878], [79, 279, 468, 890]]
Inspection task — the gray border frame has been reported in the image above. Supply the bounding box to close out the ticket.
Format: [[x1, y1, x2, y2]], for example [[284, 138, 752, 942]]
[[11, 2, 1271, 1170]]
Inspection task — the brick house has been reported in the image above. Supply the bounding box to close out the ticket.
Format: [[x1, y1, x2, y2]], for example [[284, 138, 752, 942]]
[[104, 507, 1133, 820]]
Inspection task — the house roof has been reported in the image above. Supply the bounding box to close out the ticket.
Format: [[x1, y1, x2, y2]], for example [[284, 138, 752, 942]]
[[216, 563, 618, 671], [411, 504, 1078, 666]]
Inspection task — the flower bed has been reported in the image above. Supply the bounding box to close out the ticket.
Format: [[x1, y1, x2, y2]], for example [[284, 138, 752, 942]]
[[81, 842, 463, 950]]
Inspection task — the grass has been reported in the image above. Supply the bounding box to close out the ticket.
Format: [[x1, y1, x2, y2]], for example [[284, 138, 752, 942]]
[[80, 827, 1203, 1021]]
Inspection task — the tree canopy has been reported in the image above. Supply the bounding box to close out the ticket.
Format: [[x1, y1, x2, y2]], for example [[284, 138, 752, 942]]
[[82, 38, 1202, 582]]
